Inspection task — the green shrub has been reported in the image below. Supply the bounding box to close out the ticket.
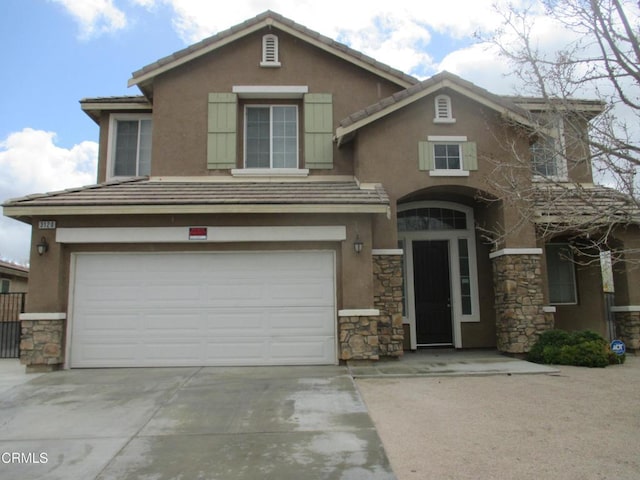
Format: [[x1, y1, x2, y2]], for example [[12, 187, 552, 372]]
[[528, 329, 624, 368]]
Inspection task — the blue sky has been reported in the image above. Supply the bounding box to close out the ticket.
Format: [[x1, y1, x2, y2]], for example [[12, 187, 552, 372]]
[[0, 0, 576, 263], [0, 0, 184, 148]]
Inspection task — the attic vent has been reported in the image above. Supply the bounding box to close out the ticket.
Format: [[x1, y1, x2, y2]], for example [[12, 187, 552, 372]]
[[434, 95, 455, 123], [261, 34, 281, 67]]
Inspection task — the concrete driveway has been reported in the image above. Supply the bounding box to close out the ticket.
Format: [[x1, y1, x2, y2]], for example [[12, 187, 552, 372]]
[[0, 364, 394, 480]]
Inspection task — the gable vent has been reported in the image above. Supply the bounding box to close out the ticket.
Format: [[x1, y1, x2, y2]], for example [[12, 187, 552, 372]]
[[434, 94, 455, 123], [261, 34, 281, 67]]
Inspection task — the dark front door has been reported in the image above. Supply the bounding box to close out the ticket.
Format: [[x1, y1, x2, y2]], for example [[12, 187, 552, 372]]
[[413, 240, 453, 345]]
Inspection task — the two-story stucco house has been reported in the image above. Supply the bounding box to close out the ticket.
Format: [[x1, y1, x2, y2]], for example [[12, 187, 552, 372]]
[[4, 11, 640, 371]]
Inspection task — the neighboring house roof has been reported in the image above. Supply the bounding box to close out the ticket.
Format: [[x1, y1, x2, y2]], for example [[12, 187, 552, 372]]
[[80, 96, 152, 124], [335, 71, 540, 145], [128, 10, 418, 98], [2, 178, 390, 220], [0, 260, 29, 278], [533, 184, 640, 227]]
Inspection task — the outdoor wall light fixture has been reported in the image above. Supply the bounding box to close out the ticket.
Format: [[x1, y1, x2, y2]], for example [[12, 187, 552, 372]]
[[36, 237, 49, 256], [353, 235, 364, 254]]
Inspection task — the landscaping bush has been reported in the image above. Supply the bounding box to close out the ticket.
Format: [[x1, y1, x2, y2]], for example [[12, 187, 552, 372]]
[[528, 329, 625, 367]]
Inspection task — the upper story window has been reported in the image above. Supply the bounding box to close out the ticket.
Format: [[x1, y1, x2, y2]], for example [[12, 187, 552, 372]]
[[260, 34, 281, 67], [531, 136, 559, 177], [0, 278, 9, 293], [531, 117, 567, 181], [434, 144, 461, 170], [245, 105, 298, 168], [433, 95, 455, 123], [419, 136, 476, 177], [108, 114, 152, 178]]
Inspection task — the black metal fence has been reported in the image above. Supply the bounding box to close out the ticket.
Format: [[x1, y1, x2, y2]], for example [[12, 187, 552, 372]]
[[0, 293, 26, 358]]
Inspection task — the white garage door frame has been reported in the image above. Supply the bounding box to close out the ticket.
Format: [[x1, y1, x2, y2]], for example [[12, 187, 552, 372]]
[[65, 250, 337, 368]]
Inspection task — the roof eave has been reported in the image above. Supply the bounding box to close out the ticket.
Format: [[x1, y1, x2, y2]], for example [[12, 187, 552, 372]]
[[2, 204, 389, 217], [80, 99, 153, 123]]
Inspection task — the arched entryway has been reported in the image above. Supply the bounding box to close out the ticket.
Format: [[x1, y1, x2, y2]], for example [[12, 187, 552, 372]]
[[397, 201, 480, 349]]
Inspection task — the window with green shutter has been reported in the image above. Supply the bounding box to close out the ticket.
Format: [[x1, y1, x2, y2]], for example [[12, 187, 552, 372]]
[[418, 137, 477, 176]]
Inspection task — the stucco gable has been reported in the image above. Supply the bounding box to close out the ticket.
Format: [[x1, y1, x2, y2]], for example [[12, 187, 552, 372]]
[[336, 71, 607, 145], [128, 10, 418, 98], [335, 71, 539, 145]]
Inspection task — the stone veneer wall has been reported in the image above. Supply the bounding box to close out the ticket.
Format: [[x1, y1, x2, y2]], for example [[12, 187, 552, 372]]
[[373, 254, 404, 357], [20, 318, 65, 372], [491, 253, 553, 353], [614, 311, 640, 350]]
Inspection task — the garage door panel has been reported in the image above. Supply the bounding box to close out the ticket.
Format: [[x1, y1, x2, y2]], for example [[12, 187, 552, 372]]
[[70, 252, 336, 367], [269, 337, 335, 363], [268, 309, 335, 335]]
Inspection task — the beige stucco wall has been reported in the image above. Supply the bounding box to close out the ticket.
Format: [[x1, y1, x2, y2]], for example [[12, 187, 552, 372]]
[[553, 261, 607, 336], [612, 225, 640, 305], [95, 27, 404, 182], [351, 89, 539, 250]]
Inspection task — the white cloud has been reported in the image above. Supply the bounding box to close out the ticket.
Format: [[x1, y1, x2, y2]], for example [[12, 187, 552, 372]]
[[51, 0, 127, 38], [0, 129, 98, 262]]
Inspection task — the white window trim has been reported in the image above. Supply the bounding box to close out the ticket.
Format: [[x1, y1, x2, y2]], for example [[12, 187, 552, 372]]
[[427, 135, 467, 175], [429, 170, 469, 177], [546, 243, 578, 305], [231, 168, 309, 177], [397, 201, 481, 350], [0, 278, 10, 293], [433, 94, 456, 123], [243, 104, 299, 169], [106, 113, 152, 180], [232, 85, 307, 99]]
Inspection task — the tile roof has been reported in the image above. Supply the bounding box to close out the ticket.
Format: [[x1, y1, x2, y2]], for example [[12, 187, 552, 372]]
[[128, 10, 418, 93], [79, 95, 149, 104], [533, 184, 640, 226], [3, 177, 389, 212], [0, 260, 29, 275]]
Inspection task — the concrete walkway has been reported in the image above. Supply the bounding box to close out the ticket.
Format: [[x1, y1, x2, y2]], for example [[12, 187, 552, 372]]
[[348, 349, 559, 377]]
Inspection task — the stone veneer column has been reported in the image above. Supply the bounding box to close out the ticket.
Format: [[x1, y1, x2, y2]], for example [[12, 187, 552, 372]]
[[490, 249, 552, 354], [372, 251, 404, 357], [611, 307, 640, 350], [338, 310, 379, 360], [19, 313, 66, 372]]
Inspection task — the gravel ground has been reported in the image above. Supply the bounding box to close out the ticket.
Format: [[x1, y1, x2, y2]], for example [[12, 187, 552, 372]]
[[356, 355, 640, 480]]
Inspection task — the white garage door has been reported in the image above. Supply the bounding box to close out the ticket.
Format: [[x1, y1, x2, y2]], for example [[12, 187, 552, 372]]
[[69, 251, 336, 367]]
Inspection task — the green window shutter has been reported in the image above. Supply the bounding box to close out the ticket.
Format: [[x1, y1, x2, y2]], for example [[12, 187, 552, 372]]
[[418, 141, 434, 170], [304, 93, 333, 169], [463, 141, 478, 171], [207, 93, 237, 169]]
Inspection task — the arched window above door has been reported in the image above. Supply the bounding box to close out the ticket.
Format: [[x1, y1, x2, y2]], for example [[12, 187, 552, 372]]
[[397, 207, 467, 232]]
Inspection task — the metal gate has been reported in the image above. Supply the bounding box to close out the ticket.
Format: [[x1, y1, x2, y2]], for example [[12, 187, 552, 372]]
[[0, 293, 25, 358]]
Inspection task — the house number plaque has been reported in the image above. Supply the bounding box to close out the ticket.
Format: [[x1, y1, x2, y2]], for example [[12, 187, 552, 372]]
[[38, 220, 57, 230]]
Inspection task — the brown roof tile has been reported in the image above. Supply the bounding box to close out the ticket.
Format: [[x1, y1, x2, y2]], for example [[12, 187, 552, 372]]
[[3, 178, 389, 209], [533, 184, 640, 226]]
